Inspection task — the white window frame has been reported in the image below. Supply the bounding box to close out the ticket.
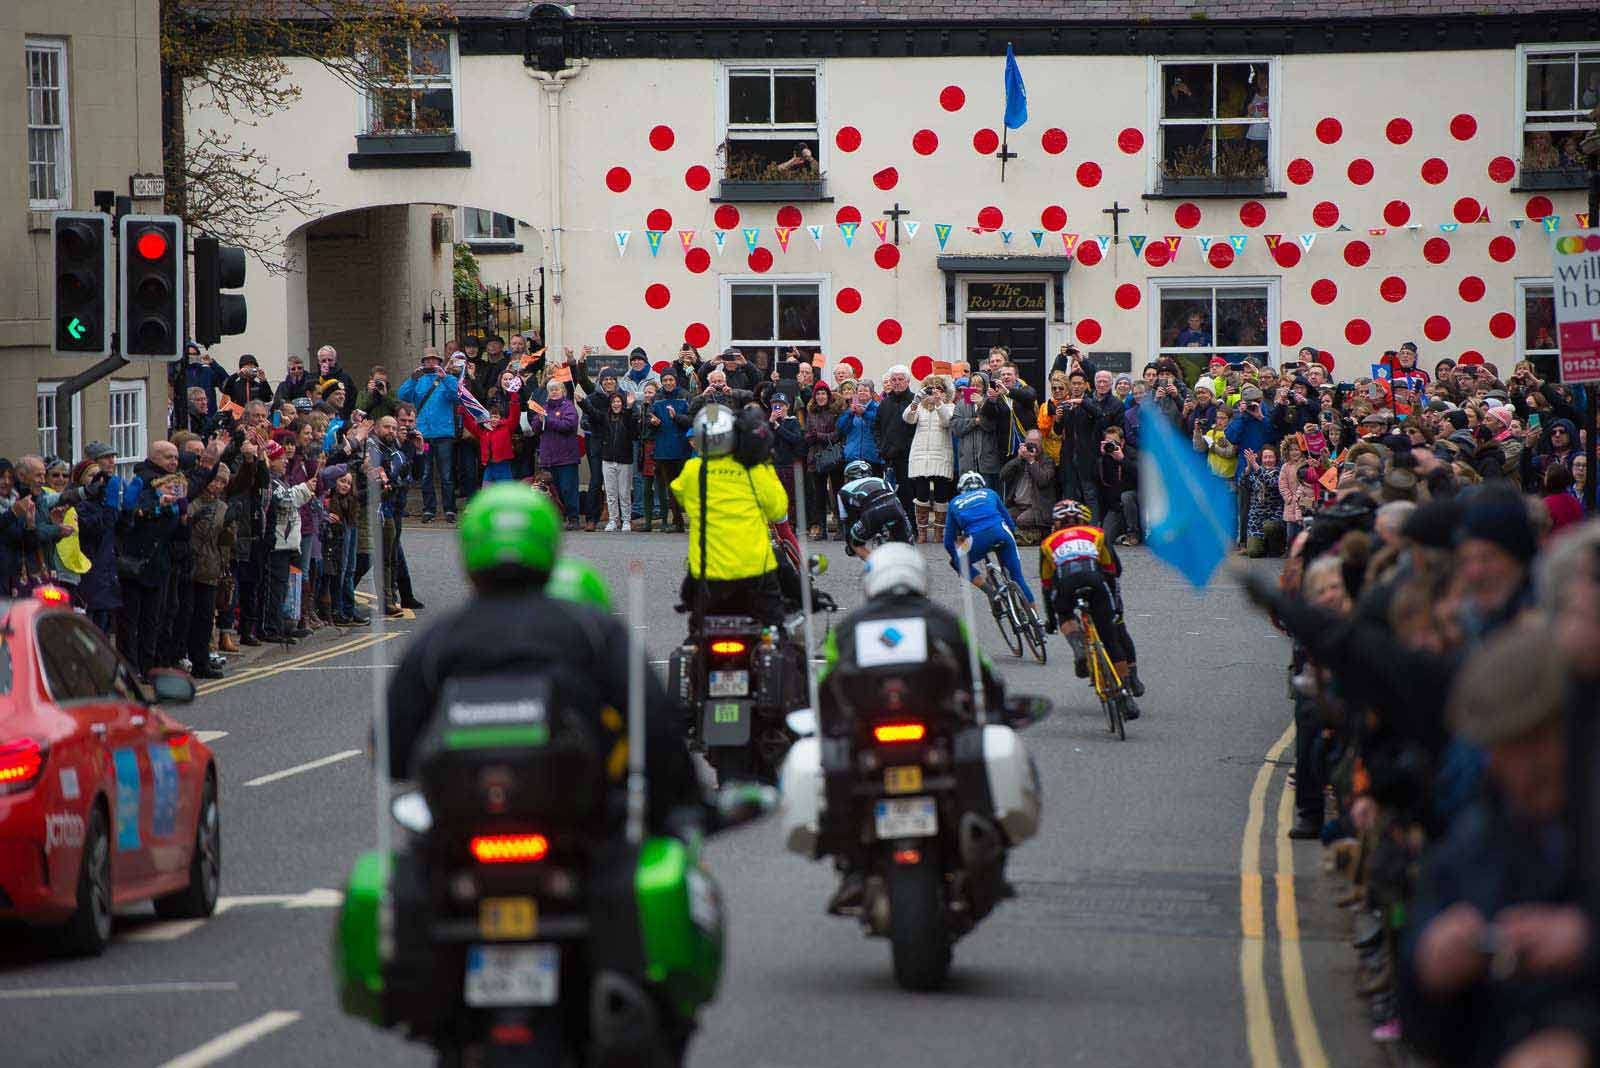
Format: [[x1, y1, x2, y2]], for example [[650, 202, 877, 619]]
[[1146, 56, 1279, 194], [720, 273, 830, 355], [25, 38, 71, 210], [1515, 277, 1561, 372], [714, 60, 826, 179], [459, 207, 518, 244], [1513, 43, 1600, 172], [108, 380, 147, 481], [362, 32, 459, 136], [1147, 276, 1281, 369], [36, 382, 83, 461]]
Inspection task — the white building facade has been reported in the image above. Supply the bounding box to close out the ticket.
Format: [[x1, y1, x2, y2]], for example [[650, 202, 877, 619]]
[[195, 2, 1600, 390]]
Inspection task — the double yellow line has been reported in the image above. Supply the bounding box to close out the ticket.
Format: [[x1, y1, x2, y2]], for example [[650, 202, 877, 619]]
[[195, 632, 399, 698], [1240, 722, 1330, 1068]]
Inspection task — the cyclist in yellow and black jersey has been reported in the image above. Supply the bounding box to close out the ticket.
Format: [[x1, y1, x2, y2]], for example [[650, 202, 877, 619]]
[[1039, 500, 1144, 707]]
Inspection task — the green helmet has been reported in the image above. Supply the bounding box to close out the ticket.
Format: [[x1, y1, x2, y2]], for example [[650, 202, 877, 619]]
[[458, 482, 561, 576], [544, 557, 612, 611]]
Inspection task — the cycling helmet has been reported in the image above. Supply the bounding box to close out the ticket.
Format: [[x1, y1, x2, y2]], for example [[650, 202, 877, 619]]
[[544, 557, 611, 611], [1052, 499, 1091, 527], [459, 481, 561, 577], [956, 471, 987, 493], [843, 460, 873, 481], [862, 542, 928, 598], [692, 403, 737, 457]]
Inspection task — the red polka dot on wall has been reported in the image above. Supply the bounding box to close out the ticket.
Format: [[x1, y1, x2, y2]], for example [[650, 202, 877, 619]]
[[1453, 197, 1482, 225], [684, 323, 710, 348], [1174, 203, 1202, 229], [1487, 156, 1516, 183], [1488, 236, 1517, 263], [644, 284, 671, 310], [1239, 201, 1267, 227], [835, 127, 861, 152], [1041, 128, 1068, 154], [1076, 241, 1103, 267], [1423, 238, 1452, 264], [1280, 320, 1303, 347], [1316, 117, 1343, 144], [839, 356, 864, 378], [1386, 117, 1413, 144], [874, 244, 901, 270], [1311, 279, 1338, 305], [1526, 196, 1555, 221], [648, 125, 674, 151], [873, 167, 899, 191], [835, 205, 861, 226], [685, 248, 710, 274], [1207, 244, 1235, 269], [1383, 200, 1412, 227], [1312, 202, 1340, 228], [977, 206, 1004, 232], [1118, 128, 1144, 154], [912, 129, 939, 155], [1344, 240, 1372, 267], [1287, 159, 1314, 185], [646, 208, 672, 232], [836, 288, 862, 314], [1041, 205, 1067, 232], [1424, 315, 1451, 342], [1076, 162, 1102, 188], [1380, 276, 1408, 303], [1420, 158, 1448, 184], [684, 165, 710, 191], [713, 205, 740, 231], [1458, 275, 1486, 302], [1449, 113, 1477, 141], [1347, 158, 1374, 185], [776, 205, 803, 229], [1076, 319, 1103, 345], [748, 247, 773, 273], [1458, 350, 1485, 365], [972, 129, 999, 155], [940, 85, 965, 111], [877, 318, 903, 345], [910, 355, 935, 380], [1345, 319, 1372, 345], [605, 325, 631, 350], [1115, 284, 1141, 310], [1489, 313, 1516, 339], [605, 166, 631, 193], [1273, 242, 1302, 269], [1145, 242, 1170, 267]]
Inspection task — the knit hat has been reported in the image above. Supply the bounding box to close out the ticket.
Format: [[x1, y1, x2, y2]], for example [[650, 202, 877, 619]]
[[1456, 487, 1537, 562], [629, 347, 648, 363], [85, 441, 116, 461], [1448, 619, 1566, 746], [1401, 497, 1464, 549], [265, 441, 285, 462], [1444, 410, 1470, 431], [1486, 406, 1515, 440]]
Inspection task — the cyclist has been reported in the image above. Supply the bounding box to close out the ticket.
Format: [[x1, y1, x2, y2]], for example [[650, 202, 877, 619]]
[[1039, 499, 1144, 710], [944, 470, 1035, 607], [836, 459, 915, 560]]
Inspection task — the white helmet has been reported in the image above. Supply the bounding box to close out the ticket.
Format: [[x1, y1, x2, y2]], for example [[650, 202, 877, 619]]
[[956, 471, 987, 493], [692, 403, 737, 457], [862, 543, 928, 599]]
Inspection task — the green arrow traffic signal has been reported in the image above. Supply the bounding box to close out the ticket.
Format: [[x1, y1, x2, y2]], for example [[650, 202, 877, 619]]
[[67, 317, 86, 340]]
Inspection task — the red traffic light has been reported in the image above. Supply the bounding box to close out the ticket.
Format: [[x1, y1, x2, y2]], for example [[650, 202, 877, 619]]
[[135, 230, 168, 261]]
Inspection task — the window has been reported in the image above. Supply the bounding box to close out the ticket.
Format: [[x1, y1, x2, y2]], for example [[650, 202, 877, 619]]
[[719, 63, 822, 179], [25, 39, 70, 209], [724, 278, 825, 362], [109, 381, 146, 481], [1518, 280, 1561, 381], [1150, 279, 1277, 383], [366, 34, 456, 135], [460, 208, 517, 243], [1518, 45, 1600, 172], [35, 616, 99, 703], [1154, 59, 1273, 189], [36, 382, 82, 461]]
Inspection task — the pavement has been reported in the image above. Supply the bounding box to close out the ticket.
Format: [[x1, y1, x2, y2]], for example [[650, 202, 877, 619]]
[[2, 523, 1382, 1068]]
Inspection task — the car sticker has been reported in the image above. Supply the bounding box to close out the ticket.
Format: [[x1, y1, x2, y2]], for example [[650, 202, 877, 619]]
[[147, 743, 178, 838], [58, 767, 80, 800], [854, 617, 929, 668], [112, 748, 141, 850], [45, 812, 85, 854]]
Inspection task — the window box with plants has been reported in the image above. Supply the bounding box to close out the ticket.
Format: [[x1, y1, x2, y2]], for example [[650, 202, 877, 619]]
[[1157, 141, 1270, 197], [356, 131, 457, 155], [714, 139, 828, 201], [1513, 159, 1590, 191]]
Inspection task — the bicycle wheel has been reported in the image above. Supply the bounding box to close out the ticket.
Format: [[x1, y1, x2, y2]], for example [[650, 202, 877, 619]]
[[1011, 588, 1047, 664], [1089, 634, 1125, 740], [994, 584, 1024, 657]]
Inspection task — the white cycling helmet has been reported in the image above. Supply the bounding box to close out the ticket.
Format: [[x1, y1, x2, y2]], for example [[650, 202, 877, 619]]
[[862, 542, 928, 599], [956, 471, 987, 493], [692, 403, 737, 457]]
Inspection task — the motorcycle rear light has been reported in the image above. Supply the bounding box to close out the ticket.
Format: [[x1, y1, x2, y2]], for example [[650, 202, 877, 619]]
[[709, 640, 747, 655], [892, 849, 922, 866], [0, 738, 46, 794], [872, 722, 926, 744], [470, 833, 550, 864], [490, 1022, 535, 1046], [33, 586, 70, 607]]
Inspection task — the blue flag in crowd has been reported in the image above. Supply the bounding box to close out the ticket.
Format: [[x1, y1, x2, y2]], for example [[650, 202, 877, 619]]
[[1138, 407, 1234, 589], [1003, 44, 1028, 129]]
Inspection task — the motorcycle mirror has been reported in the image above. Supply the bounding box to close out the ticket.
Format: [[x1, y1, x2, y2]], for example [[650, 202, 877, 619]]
[[714, 783, 778, 830], [785, 709, 817, 737], [808, 553, 829, 577], [390, 791, 433, 834], [1003, 696, 1052, 730]]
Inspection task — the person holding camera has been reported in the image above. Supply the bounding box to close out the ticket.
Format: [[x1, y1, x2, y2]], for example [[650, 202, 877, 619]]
[[901, 375, 956, 542], [1224, 385, 1278, 547], [1041, 367, 1106, 520], [396, 347, 464, 523], [1000, 429, 1056, 544], [223, 354, 273, 408]]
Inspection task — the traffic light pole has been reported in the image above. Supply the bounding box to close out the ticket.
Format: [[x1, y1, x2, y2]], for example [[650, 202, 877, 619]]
[[55, 340, 128, 462]]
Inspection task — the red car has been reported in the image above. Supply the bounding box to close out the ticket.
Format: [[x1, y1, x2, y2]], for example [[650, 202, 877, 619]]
[[0, 587, 219, 954]]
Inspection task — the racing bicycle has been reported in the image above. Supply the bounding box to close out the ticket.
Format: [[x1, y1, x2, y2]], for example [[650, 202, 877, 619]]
[[978, 558, 1048, 664], [1072, 592, 1132, 740]]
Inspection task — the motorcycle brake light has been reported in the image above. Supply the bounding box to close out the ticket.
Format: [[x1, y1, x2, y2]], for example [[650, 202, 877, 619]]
[[709, 640, 747, 655], [470, 833, 550, 864], [892, 849, 922, 866], [872, 722, 926, 744]]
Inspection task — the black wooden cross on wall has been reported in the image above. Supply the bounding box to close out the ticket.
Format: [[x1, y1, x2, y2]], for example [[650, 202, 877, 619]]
[[996, 135, 1018, 183], [882, 202, 910, 245], [1103, 200, 1130, 245]]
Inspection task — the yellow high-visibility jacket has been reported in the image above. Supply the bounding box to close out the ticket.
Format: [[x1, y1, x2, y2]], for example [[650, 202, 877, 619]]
[[670, 456, 789, 581]]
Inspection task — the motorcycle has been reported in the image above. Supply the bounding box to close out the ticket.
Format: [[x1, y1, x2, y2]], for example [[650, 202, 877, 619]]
[[777, 692, 1049, 991], [333, 680, 774, 1068]]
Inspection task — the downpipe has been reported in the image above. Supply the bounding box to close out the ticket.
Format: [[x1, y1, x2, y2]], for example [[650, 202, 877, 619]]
[[524, 62, 586, 356]]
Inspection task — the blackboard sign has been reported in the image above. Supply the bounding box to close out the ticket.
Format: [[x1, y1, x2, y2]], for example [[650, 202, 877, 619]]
[[967, 282, 1046, 314], [1092, 351, 1133, 373], [586, 353, 629, 381]]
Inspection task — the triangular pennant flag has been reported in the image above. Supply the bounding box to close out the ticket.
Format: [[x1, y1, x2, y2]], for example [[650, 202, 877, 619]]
[[1094, 235, 1112, 253], [1405, 224, 1421, 234], [870, 219, 889, 243], [1578, 213, 1592, 229], [1476, 208, 1490, 223], [935, 223, 952, 250], [840, 221, 859, 247], [678, 229, 696, 251], [1336, 224, 1352, 232], [1228, 234, 1248, 253], [1511, 219, 1524, 231], [1197, 236, 1214, 253], [1030, 229, 1044, 248], [1541, 215, 1561, 233], [806, 224, 823, 249], [1368, 228, 1388, 237], [1264, 234, 1283, 250], [966, 226, 983, 235], [1164, 235, 1182, 253], [775, 227, 794, 252], [713, 230, 728, 254], [1128, 235, 1148, 256], [614, 230, 631, 257], [904, 221, 921, 242], [645, 230, 665, 257], [741, 227, 760, 253], [1062, 232, 1080, 253], [1297, 233, 1317, 252], [1000, 230, 1014, 245], [1439, 223, 1460, 233]]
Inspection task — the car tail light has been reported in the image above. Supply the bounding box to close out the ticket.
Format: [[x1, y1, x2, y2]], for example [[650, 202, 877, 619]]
[[872, 722, 926, 744], [709, 640, 747, 656], [470, 833, 550, 864], [0, 738, 46, 794]]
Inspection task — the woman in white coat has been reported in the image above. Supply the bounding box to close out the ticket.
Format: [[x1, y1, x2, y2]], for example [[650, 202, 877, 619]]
[[901, 374, 957, 542]]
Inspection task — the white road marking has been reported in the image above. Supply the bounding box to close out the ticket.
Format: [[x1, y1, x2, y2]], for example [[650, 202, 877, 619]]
[[121, 920, 207, 942], [156, 1010, 302, 1068], [274, 663, 398, 671], [195, 731, 228, 743], [0, 981, 238, 1000], [243, 749, 363, 787], [216, 888, 343, 914]]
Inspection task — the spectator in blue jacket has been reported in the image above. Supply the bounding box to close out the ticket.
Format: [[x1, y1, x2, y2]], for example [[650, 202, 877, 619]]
[[1224, 384, 1279, 546], [835, 384, 883, 469], [185, 342, 230, 413], [396, 348, 463, 522], [648, 368, 692, 532]]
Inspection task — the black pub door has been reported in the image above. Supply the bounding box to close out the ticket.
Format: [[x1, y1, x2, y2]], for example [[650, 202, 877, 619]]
[[966, 319, 1046, 389]]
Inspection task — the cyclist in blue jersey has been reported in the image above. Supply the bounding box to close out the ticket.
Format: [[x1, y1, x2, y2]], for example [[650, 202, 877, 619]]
[[944, 470, 1035, 604]]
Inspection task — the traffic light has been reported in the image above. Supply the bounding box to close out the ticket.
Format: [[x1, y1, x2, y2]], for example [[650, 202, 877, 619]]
[[118, 214, 184, 361], [51, 212, 111, 356], [192, 236, 247, 346]]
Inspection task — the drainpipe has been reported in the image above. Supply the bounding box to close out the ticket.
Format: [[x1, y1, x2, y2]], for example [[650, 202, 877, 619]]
[[525, 62, 584, 356]]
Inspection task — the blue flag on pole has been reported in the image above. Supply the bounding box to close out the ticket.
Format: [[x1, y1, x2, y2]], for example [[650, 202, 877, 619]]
[[1138, 408, 1234, 589], [1003, 44, 1028, 129]]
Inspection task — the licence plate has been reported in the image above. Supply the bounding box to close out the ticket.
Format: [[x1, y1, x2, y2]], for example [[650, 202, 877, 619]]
[[883, 766, 923, 795], [874, 797, 937, 839], [464, 943, 559, 1007], [708, 670, 749, 697], [479, 897, 537, 940]]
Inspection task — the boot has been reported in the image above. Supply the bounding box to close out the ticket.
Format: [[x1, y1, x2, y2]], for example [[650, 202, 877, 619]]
[[914, 501, 931, 544], [218, 631, 240, 654], [1126, 664, 1146, 698], [930, 503, 947, 544]]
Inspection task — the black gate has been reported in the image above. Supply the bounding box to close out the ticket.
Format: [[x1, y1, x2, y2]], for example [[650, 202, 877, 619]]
[[426, 270, 545, 351]]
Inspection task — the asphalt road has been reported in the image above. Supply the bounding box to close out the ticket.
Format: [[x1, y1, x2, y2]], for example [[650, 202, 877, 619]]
[[2, 523, 1378, 1068]]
